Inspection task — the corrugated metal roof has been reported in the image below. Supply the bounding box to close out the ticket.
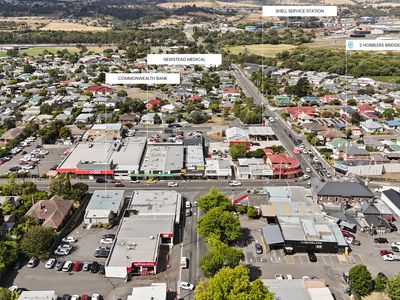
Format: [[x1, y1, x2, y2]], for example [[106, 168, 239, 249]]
[[262, 224, 284, 245]]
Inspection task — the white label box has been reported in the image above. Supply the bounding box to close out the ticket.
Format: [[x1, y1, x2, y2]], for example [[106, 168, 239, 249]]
[[346, 39, 400, 51], [106, 73, 180, 85], [147, 54, 222, 66], [263, 6, 337, 17]]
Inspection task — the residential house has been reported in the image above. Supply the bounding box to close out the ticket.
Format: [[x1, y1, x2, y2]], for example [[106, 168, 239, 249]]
[[274, 95, 293, 107], [265, 153, 302, 178], [0, 127, 23, 147], [25, 195, 74, 230], [85, 85, 112, 96], [360, 120, 383, 133]]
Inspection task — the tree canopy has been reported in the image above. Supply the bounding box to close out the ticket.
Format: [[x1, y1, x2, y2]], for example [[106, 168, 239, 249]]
[[387, 274, 400, 300], [195, 264, 274, 300], [197, 188, 232, 212], [348, 264, 372, 297], [197, 207, 241, 243], [20, 226, 55, 260]]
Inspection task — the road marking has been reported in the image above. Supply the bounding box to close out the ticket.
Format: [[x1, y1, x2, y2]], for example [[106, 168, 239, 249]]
[[285, 256, 295, 264]]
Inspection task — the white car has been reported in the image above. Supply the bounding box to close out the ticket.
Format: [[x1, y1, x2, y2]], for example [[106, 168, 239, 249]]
[[286, 274, 293, 280], [71, 296, 80, 300], [100, 238, 114, 244], [275, 274, 284, 280], [302, 276, 310, 280], [180, 282, 194, 290], [54, 248, 70, 256], [383, 254, 394, 261], [326, 172, 332, 178], [167, 182, 178, 187], [27, 257, 37, 268], [229, 180, 242, 186], [392, 242, 400, 247], [58, 244, 72, 251], [302, 175, 310, 180], [313, 157, 319, 162], [45, 258, 56, 269], [62, 236, 77, 243], [91, 294, 100, 300], [306, 168, 311, 173]]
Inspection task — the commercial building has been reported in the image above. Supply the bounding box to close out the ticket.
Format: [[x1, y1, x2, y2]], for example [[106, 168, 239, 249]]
[[316, 182, 374, 205], [381, 188, 400, 220], [185, 145, 205, 177], [84, 123, 122, 140], [138, 143, 184, 178], [57, 137, 146, 180], [236, 158, 273, 179], [105, 190, 182, 278], [205, 158, 232, 179], [127, 283, 167, 300], [265, 153, 302, 178], [248, 126, 276, 141], [261, 279, 334, 300], [84, 190, 125, 225]]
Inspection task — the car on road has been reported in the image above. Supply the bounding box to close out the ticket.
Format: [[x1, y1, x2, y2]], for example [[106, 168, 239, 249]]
[[302, 174, 310, 180], [375, 237, 389, 244], [100, 237, 114, 244], [95, 178, 106, 183], [45, 258, 56, 269], [72, 262, 83, 271], [307, 149, 312, 154], [293, 148, 301, 155], [306, 168, 311, 173], [275, 274, 284, 280], [82, 262, 91, 272], [229, 180, 242, 186], [302, 149, 308, 154], [114, 182, 124, 187], [62, 236, 77, 243], [27, 257, 37, 268], [54, 260, 65, 271], [147, 179, 157, 184], [326, 172, 332, 178], [130, 180, 140, 183], [255, 242, 263, 254], [185, 209, 192, 217], [313, 157, 319, 163], [167, 182, 178, 187], [180, 282, 194, 290], [62, 261, 73, 272], [307, 252, 317, 263]]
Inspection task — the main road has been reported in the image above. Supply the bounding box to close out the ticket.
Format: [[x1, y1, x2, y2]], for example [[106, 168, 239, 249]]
[[232, 64, 324, 180]]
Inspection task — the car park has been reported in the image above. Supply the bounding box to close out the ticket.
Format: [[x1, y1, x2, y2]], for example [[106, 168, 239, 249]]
[[54, 260, 65, 271], [62, 261, 73, 272], [27, 257, 37, 268], [45, 258, 56, 269], [180, 282, 194, 290], [375, 237, 389, 244], [94, 249, 110, 258]]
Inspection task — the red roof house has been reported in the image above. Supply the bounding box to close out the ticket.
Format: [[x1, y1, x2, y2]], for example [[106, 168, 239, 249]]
[[265, 153, 302, 178]]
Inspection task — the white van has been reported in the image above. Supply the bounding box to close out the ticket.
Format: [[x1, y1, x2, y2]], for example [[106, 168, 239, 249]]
[[180, 257, 188, 269]]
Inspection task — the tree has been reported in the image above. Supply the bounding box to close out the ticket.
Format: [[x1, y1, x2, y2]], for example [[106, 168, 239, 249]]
[[0, 288, 20, 300], [20, 226, 55, 260], [189, 111, 208, 124], [347, 99, 357, 106], [197, 207, 241, 243], [348, 264, 372, 297], [195, 265, 274, 300], [117, 90, 127, 97], [345, 129, 353, 139], [247, 207, 258, 218], [23, 63, 36, 74], [271, 145, 285, 154], [0, 241, 18, 277], [374, 274, 388, 292], [209, 102, 220, 113], [197, 188, 231, 212], [49, 173, 71, 198], [40, 103, 52, 115], [59, 126, 71, 140], [153, 114, 162, 125], [382, 108, 396, 121], [200, 237, 244, 277], [387, 274, 400, 300], [165, 116, 176, 124], [321, 110, 334, 118], [294, 77, 311, 98], [70, 183, 89, 201], [6, 49, 18, 57], [351, 112, 362, 125], [229, 143, 249, 160], [254, 149, 265, 158]]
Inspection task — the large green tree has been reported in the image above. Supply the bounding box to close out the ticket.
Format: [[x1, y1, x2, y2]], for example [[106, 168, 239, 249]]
[[387, 274, 400, 300], [348, 264, 372, 297], [20, 226, 55, 260], [229, 143, 249, 160], [197, 188, 231, 212], [197, 207, 241, 243], [195, 265, 274, 300], [200, 237, 244, 277], [0, 288, 20, 300], [374, 273, 388, 292], [49, 173, 71, 198]]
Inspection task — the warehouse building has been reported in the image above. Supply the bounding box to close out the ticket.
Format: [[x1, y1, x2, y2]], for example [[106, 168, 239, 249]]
[[105, 190, 182, 278], [57, 137, 146, 180], [185, 145, 205, 177], [84, 190, 125, 225]]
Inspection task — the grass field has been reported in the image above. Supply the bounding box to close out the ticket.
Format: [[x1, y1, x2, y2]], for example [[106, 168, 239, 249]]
[[225, 44, 297, 58], [40, 22, 109, 32], [371, 76, 400, 83], [307, 38, 345, 50], [0, 46, 107, 57], [128, 91, 157, 100]]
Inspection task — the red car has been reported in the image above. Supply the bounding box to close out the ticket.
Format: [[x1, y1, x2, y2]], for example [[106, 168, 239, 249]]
[[380, 250, 393, 257], [72, 261, 83, 271], [114, 182, 125, 187], [341, 230, 355, 239], [81, 295, 91, 300]]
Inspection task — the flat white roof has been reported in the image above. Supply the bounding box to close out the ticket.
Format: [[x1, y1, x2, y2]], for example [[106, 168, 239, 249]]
[[19, 291, 57, 300], [249, 126, 275, 135], [141, 143, 184, 173], [128, 283, 167, 300], [91, 123, 122, 131], [86, 190, 124, 212], [186, 145, 205, 168]]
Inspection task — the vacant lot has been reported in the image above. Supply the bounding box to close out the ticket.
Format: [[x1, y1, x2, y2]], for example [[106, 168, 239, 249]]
[[226, 44, 297, 58], [307, 38, 345, 50], [40, 22, 109, 32]]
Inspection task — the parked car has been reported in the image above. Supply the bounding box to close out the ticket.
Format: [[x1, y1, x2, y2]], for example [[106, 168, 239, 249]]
[[102, 234, 115, 239], [91, 294, 100, 300], [275, 274, 284, 280], [62, 236, 77, 243], [341, 230, 355, 239], [306, 168, 311, 173], [81, 295, 90, 300], [307, 252, 317, 263], [99, 265, 105, 275], [185, 209, 192, 217], [90, 261, 100, 273], [255, 242, 263, 254], [61, 294, 71, 300], [12, 261, 21, 270], [286, 274, 293, 280], [58, 244, 73, 251], [54, 260, 65, 271], [380, 250, 393, 256], [95, 178, 106, 183], [54, 248, 70, 256], [71, 295, 80, 300], [100, 238, 114, 244], [390, 223, 398, 232], [391, 244, 400, 252], [82, 262, 91, 272], [180, 282, 194, 290], [375, 237, 389, 244], [45, 258, 56, 269], [352, 239, 361, 246], [27, 257, 37, 268], [302, 175, 310, 180], [72, 262, 83, 271], [62, 261, 73, 272]]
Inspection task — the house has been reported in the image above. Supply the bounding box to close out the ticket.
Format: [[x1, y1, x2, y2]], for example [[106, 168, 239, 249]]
[[87, 123, 122, 139], [85, 85, 112, 96], [274, 95, 293, 106], [0, 127, 23, 146], [1, 215, 15, 236], [222, 88, 241, 100], [25, 195, 74, 230], [360, 120, 383, 133], [340, 106, 356, 118], [265, 153, 302, 178], [75, 113, 94, 123], [0, 196, 20, 209], [286, 107, 318, 123], [119, 114, 140, 125], [146, 99, 162, 110], [316, 182, 374, 204], [383, 120, 400, 130], [84, 190, 125, 225]]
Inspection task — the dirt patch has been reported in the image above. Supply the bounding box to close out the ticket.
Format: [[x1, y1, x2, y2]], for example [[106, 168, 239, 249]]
[[40, 22, 109, 32]]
